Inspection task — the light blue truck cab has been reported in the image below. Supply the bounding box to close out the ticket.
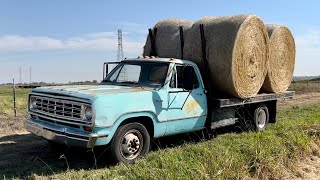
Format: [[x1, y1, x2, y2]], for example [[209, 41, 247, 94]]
[[26, 57, 294, 163]]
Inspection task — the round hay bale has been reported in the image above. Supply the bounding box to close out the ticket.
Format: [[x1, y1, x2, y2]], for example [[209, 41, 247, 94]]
[[261, 24, 296, 93], [143, 18, 193, 58], [184, 15, 269, 98]]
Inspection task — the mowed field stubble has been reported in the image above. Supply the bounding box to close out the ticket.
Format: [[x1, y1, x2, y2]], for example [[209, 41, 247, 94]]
[[0, 83, 320, 179]]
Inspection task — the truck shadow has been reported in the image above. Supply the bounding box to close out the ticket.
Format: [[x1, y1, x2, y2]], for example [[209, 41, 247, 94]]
[[150, 124, 246, 150], [0, 133, 99, 178], [0, 124, 248, 178]]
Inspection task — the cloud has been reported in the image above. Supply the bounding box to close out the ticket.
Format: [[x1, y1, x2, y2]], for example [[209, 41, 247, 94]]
[[294, 29, 320, 76], [0, 35, 62, 51], [295, 29, 320, 56], [0, 31, 146, 56]]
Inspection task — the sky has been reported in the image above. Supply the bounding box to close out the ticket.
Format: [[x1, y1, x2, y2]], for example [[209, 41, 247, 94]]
[[0, 1, 319, 84]]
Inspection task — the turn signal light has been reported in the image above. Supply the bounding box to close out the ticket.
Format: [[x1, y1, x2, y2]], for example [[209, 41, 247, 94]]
[[84, 126, 92, 132], [98, 135, 108, 139]]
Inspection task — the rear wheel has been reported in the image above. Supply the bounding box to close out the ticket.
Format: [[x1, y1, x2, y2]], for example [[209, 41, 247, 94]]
[[110, 122, 150, 164], [253, 105, 269, 131]]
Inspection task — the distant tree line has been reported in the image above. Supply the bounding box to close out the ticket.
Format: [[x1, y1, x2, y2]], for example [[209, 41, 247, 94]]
[[1, 80, 99, 86]]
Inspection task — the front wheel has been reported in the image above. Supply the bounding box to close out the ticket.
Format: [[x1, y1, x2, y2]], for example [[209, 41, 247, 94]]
[[110, 122, 150, 164], [253, 105, 269, 131]]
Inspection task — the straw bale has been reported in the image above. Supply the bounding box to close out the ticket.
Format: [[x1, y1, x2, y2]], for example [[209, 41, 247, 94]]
[[184, 15, 269, 98], [262, 24, 296, 92], [143, 18, 193, 58]]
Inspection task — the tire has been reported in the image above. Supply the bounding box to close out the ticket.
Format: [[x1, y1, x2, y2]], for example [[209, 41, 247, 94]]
[[110, 122, 150, 164], [253, 105, 269, 131]]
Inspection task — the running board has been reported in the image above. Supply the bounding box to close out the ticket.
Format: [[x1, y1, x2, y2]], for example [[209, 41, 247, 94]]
[[211, 118, 238, 129]]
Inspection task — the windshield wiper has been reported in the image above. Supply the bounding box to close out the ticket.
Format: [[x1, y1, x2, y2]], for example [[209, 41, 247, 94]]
[[102, 79, 112, 83], [101, 80, 117, 85], [120, 81, 138, 84]]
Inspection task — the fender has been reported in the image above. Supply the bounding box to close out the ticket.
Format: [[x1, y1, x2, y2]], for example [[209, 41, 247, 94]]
[[93, 111, 166, 146]]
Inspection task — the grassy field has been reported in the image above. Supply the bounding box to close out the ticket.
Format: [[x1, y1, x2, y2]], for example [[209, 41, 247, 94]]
[[45, 106, 320, 179], [0, 105, 319, 179], [0, 85, 30, 118], [0, 86, 31, 133], [1, 83, 320, 179]]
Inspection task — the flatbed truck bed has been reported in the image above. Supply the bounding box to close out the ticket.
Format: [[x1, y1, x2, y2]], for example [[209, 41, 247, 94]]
[[208, 91, 294, 129], [212, 91, 295, 108]]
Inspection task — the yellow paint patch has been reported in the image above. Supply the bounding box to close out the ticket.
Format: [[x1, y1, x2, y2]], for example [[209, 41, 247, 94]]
[[184, 99, 200, 116]]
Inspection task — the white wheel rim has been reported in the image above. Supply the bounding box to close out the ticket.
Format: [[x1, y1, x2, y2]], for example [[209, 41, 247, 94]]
[[120, 129, 143, 160], [257, 109, 267, 129]]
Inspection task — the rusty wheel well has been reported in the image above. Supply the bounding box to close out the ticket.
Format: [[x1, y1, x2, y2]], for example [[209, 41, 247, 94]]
[[119, 116, 154, 138]]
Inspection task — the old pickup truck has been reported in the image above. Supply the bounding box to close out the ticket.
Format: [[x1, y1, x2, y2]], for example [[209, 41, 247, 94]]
[[26, 57, 294, 164]]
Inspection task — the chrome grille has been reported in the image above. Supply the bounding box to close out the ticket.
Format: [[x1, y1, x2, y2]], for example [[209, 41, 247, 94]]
[[29, 95, 91, 125]]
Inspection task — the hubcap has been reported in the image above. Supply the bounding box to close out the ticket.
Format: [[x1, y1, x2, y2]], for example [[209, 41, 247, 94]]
[[120, 130, 142, 160], [257, 109, 267, 129]]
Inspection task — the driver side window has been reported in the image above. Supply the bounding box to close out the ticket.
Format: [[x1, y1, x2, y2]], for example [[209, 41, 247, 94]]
[[170, 65, 199, 89]]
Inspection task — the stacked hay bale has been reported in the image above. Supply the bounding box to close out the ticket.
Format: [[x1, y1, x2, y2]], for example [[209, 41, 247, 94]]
[[143, 18, 193, 58], [261, 24, 296, 93], [143, 15, 295, 99], [184, 15, 269, 98]]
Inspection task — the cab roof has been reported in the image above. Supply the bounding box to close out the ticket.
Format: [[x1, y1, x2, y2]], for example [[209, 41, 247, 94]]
[[122, 57, 197, 66]]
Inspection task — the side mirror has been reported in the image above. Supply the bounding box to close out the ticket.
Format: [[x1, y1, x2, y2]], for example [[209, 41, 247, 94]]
[[183, 66, 195, 91]]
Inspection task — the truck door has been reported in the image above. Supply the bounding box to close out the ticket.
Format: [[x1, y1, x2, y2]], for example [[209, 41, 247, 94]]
[[165, 65, 207, 135]]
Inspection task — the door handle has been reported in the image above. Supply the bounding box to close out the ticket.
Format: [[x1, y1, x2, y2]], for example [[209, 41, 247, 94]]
[[156, 99, 163, 102], [196, 93, 203, 96]]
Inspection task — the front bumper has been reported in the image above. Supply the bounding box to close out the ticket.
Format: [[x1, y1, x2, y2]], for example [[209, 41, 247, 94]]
[[26, 118, 98, 148]]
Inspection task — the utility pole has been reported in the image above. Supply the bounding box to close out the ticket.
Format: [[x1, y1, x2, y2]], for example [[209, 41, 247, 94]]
[[19, 66, 22, 84], [29, 66, 32, 84], [13, 79, 17, 117], [117, 29, 127, 81]]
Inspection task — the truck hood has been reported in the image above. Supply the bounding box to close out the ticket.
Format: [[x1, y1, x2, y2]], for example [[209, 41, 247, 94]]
[[32, 85, 153, 100]]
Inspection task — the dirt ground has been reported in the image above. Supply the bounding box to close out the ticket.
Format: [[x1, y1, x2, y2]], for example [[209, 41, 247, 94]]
[[1, 92, 320, 178], [278, 92, 320, 110], [294, 155, 320, 179]]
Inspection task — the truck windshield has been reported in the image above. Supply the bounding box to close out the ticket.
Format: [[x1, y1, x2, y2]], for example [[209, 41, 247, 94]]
[[102, 61, 169, 88]]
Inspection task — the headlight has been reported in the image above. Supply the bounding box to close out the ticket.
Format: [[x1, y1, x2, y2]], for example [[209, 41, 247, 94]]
[[84, 106, 92, 121], [29, 97, 37, 109]]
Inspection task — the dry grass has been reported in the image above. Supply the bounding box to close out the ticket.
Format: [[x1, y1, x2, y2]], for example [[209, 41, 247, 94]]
[[288, 81, 320, 94]]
